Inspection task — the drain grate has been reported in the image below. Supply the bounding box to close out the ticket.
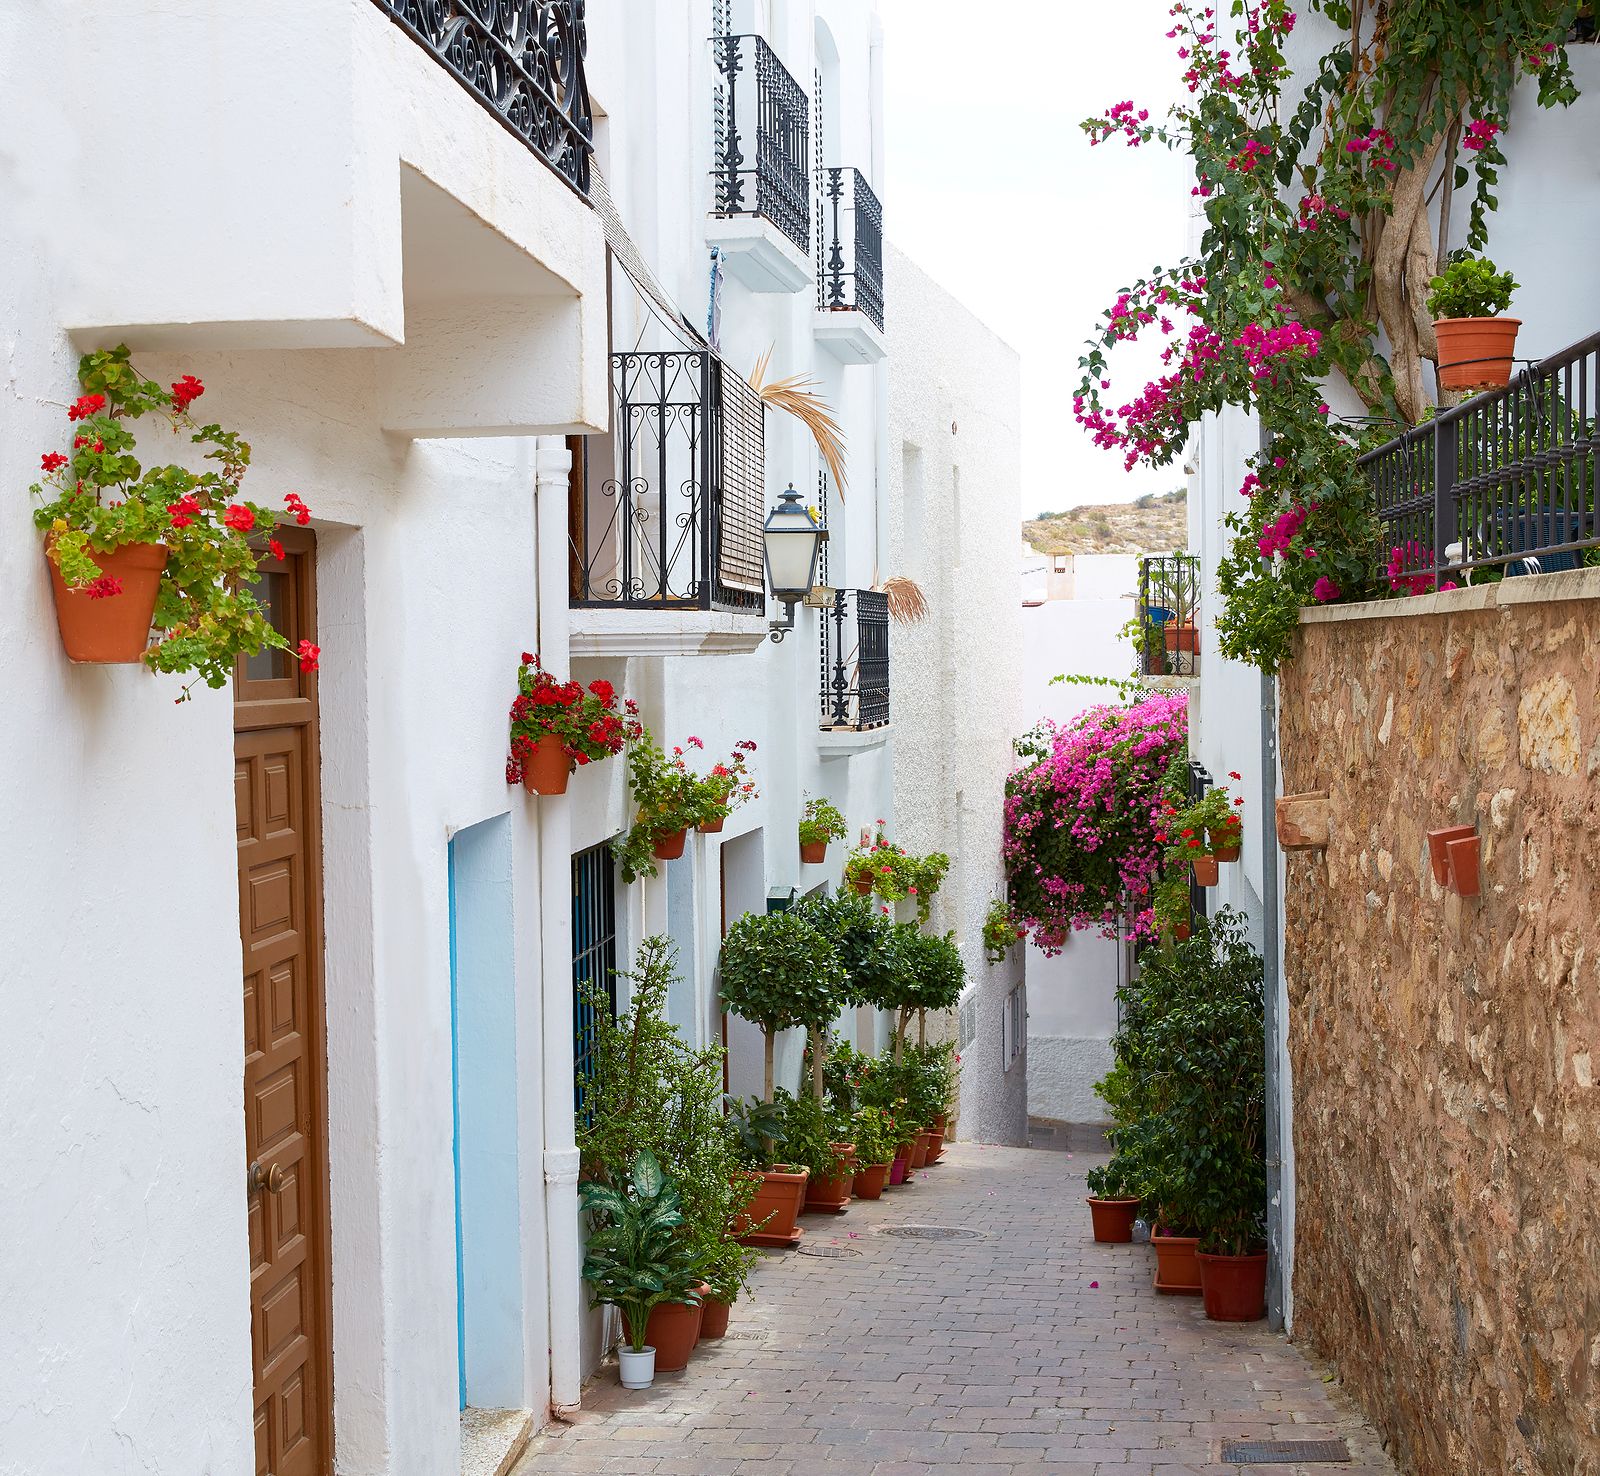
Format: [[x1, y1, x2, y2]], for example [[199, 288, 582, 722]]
[[879, 1224, 984, 1240], [1221, 1439, 1351, 1463], [797, 1243, 861, 1258]]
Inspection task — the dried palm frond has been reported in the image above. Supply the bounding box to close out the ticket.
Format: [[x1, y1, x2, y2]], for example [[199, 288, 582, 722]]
[[749, 348, 849, 500], [876, 574, 929, 625]]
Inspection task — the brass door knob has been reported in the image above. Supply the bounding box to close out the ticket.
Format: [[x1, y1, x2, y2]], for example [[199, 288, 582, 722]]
[[248, 1161, 287, 1195]]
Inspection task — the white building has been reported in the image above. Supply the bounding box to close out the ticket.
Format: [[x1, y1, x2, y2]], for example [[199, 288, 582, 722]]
[[0, 2, 1018, 1472]]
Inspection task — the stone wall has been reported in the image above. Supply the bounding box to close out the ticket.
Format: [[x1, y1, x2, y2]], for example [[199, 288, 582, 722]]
[[1278, 571, 1600, 1476]]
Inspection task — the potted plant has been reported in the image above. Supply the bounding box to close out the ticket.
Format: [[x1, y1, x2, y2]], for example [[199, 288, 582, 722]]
[[31, 346, 317, 693], [1084, 1157, 1143, 1243], [612, 733, 707, 882], [506, 657, 638, 795], [1153, 872, 1192, 942], [1164, 784, 1241, 886], [798, 793, 848, 865], [842, 827, 950, 921], [982, 897, 1025, 964], [780, 1092, 854, 1214], [578, 1150, 702, 1389], [691, 738, 759, 833], [848, 1105, 899, 1199], [1428, 252, 1521, 392]]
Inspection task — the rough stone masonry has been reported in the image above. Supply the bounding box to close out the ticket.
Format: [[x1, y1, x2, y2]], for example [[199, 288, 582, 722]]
[[1279, 572, 1600, 1476]]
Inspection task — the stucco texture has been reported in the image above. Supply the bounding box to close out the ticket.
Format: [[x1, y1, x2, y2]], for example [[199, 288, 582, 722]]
[[1278, 581, 1600, 1476]]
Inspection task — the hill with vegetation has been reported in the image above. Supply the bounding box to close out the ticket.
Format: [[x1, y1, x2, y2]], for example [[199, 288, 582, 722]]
[[1023, 489, 1188, 556]]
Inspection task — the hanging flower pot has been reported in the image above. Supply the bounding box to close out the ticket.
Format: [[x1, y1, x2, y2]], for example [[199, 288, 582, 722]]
[[519, 734, 571, 796], [1434, 316, 1521, 392], [1172, 921, 1192, 942], [1192, 854, 1220, 887], [1197, 1250, 1268, 1321], [1209, 825, 1241, 862], [1426, 825, 1477, 886], [45, 541, 167, 663], [652, 827, 688, 861], [1445, 833, 1481, 898], [800, 839, 828, 865], [698, 815, 725, 834], [852, 876, 872, 896]]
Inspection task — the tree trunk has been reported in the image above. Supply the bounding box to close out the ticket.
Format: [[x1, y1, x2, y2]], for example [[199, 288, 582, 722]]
[[763, 1028, 774, 1104], [917, 1008, 926, 1047], [809, 1026, 826, 1104], [893, 1008, 908, 1065]]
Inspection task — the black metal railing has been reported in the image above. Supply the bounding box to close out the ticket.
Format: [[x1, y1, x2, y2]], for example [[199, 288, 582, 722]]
[[819, 589, 890, 730], [1137, 554, 1201, 676], [1187, 761, 1213, 926], [570, 351, 766, 612], [817, 167, 884, 331], [372, 0, 593, 197], [711, 34, 810, 253], [571, 841, 616, 1120], [1362, 330, 1600, 587]]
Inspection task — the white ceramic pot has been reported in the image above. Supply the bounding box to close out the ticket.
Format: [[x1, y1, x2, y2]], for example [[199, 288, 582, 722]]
[[618, 1345, 656, 1390]]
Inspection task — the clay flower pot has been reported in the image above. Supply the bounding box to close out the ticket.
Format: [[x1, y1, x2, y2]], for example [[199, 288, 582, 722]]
[[1163, 620, 1198, 654], [1151, 1227, 1202, 1296], [932, 1112, 948, 1140], [652, 827, 688, 861], [46, 541, 167, 663], [732, 1168, 808, 1247], [1086, 1197, 1140, 1243], [921, 1128, 944, 1165], [629, 1298, 702, 1372], [909, 1135, 929, 1170], [852, 1162, 889, 1200], [520, 733, 571, 796], [698, 816, 725, 834], [698, 1296, 732, 1340], [1445, 833, 1481, 898], [803, 1171, 851, 1214], [1434, 315, 1521, 392], [1172, 922, 1192, 942], [1426, 825, 1477, 886], [1197, 1250, 1268, 1322], [800, 839, 828, 865], [1209, 827, 1241, 863], [1192, 854, 1220, 887], [851, 875, 872, 896]]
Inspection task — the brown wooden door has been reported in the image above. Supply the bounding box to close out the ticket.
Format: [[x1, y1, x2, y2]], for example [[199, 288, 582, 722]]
[[235, 529, 332, 1476]]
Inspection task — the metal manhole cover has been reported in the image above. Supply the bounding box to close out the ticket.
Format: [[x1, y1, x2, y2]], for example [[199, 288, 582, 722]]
[[720, 1331, 768, 1341], [879, 1224, 984, 1240], [1221, 1439, 1351, 1463], [797, 1243, 861, 1257]]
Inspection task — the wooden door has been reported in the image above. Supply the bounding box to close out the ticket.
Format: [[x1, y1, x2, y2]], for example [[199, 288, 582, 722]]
[[235, 529, 332, 1476]]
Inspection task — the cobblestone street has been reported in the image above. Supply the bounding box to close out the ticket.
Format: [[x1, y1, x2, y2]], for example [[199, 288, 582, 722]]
[[517, 1144, 1395, 1475]]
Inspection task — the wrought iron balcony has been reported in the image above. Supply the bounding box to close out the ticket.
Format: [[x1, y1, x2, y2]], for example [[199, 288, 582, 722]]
[[711, 34, 810, 255], [817, 167, 884, 332], [570, 351, 766, 614], [1136, 554, 1200, 677], [372, 0, 593, 197], [1362, 329, 1599, 586], [819, 589, 890, 731]]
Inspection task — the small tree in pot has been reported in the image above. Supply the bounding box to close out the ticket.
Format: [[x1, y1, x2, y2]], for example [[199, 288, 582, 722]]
[[1428, 252, 1520, 393]]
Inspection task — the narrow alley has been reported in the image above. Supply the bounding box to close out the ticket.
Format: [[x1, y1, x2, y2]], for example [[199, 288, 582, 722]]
[[517, 1146, 1396, 1476]]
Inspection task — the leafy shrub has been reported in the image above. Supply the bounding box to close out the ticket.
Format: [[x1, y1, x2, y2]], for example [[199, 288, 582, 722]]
[[1427, 252, 1518, 320]]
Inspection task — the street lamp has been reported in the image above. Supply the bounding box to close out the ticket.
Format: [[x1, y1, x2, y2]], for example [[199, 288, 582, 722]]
[[762, 483, 822, 642]]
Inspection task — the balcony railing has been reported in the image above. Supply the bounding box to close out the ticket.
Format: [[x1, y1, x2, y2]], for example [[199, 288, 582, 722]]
[[570, 352, 766, 613], [1136, 554, 1201, 677], [1362, 330, 1600, 587], [817, 167, 884, 331], [372, 0, 593, 197], [819, 589, 890, 730], [711, 34, 810, 254]]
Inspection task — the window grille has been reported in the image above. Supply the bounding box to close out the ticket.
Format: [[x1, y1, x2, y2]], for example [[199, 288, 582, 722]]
[[571, 842, 617, 1118]]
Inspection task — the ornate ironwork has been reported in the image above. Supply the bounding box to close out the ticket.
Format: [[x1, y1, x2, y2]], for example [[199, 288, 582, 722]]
[[570, 351, 765, 612], [820, 588, 890, 730], [373, 0, 593, 197], [818, 167, 884, 331], [1361, 329, 1599, 585], [712, 34, 810, 253], [1137, 553, 1200, 677], [1187, 762, 1213, 926]]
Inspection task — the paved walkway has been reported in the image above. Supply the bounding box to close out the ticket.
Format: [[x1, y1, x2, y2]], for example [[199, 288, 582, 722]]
[[517, 1145, 1395, 1475]]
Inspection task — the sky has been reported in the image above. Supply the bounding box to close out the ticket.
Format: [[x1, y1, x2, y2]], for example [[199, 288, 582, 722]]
[[879, 0, 1194, 520]]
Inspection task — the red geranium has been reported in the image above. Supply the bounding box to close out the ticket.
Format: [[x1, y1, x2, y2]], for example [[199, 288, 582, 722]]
[[505, 655, 639, 784]]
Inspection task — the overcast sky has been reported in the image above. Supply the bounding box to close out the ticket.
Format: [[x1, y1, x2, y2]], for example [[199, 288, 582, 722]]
[[880, 0, 1192, 520]]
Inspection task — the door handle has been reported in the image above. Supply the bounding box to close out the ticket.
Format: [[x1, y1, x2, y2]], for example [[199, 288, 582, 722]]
[[248, 1160, 286, 1195]]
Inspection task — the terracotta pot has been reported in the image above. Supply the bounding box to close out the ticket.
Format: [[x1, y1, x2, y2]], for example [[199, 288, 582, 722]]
[[1151, 1227, 1203, 1296], [1086, 1197, 1141, 1243], [1172, 922, 1192, 942], [851, 876, 872, 896], [909, 1135, 929, 1170], [627, 1298, 703, 1372], [800, 839, 828, 865], [1434, 315, 1521, 392], [888, 1152, 909, 1186], [652, 827, 688, 861], [1426, 825, 1477, 886], [1163, 620, 1198, 654], [698, 1296, 732, 1340], [1445, 833, 1481, 898], [1209, 828, 1241, 862], [1192, 854, 1220, 887], [45, 541, 167, 663], [698, 816, 725, 834], [803, 1172, 851, 1214], [852, 1162, 889, 1200], [921, 1128, 944, 1164], [731, 1168, 808, 1247], [520, 734, 571, 796], [932, 1112, 948, 1140], [1197, 1250, 1268, 1322]]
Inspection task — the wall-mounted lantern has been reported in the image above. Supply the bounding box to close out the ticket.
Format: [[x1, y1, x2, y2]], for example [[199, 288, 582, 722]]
[[762, 483, 823, 642]]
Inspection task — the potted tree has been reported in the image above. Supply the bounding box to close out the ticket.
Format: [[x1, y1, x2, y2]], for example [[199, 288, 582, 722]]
[[578, 1150, 702, 1389], [1428, 252, 1520, 392], [781, 1091, 855, 1215], [506, 657, 638, 795], [798, 793, 848, 865]]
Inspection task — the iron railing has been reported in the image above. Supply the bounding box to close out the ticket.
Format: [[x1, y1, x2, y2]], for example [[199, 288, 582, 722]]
[[570, 351, 765, 612], [711, 34, 810, 253], [1186, 761, 1213, 926], [817, 167, 884, 331], [371, 0, 593, 197], [1362, 330, 1600, 587], [819, 589, 890, 730], [1137, 554, 1201, 676], [571, 842, 616, 1120]]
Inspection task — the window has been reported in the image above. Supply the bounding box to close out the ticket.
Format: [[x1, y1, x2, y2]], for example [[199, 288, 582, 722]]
[[1003, 983, 1026, 1072], [572, 842, 618, 1117]]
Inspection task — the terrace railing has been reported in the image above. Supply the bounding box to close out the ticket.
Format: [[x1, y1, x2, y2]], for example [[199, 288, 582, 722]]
[[817, 167, 884, 331], [1362, 330, 1600, 587], [711, 34, 811, 254], [819, 589, 890, 731]]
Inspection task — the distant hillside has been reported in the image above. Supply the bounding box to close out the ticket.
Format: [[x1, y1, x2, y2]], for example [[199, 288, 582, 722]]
[[1023, 489, 1188, 556]]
